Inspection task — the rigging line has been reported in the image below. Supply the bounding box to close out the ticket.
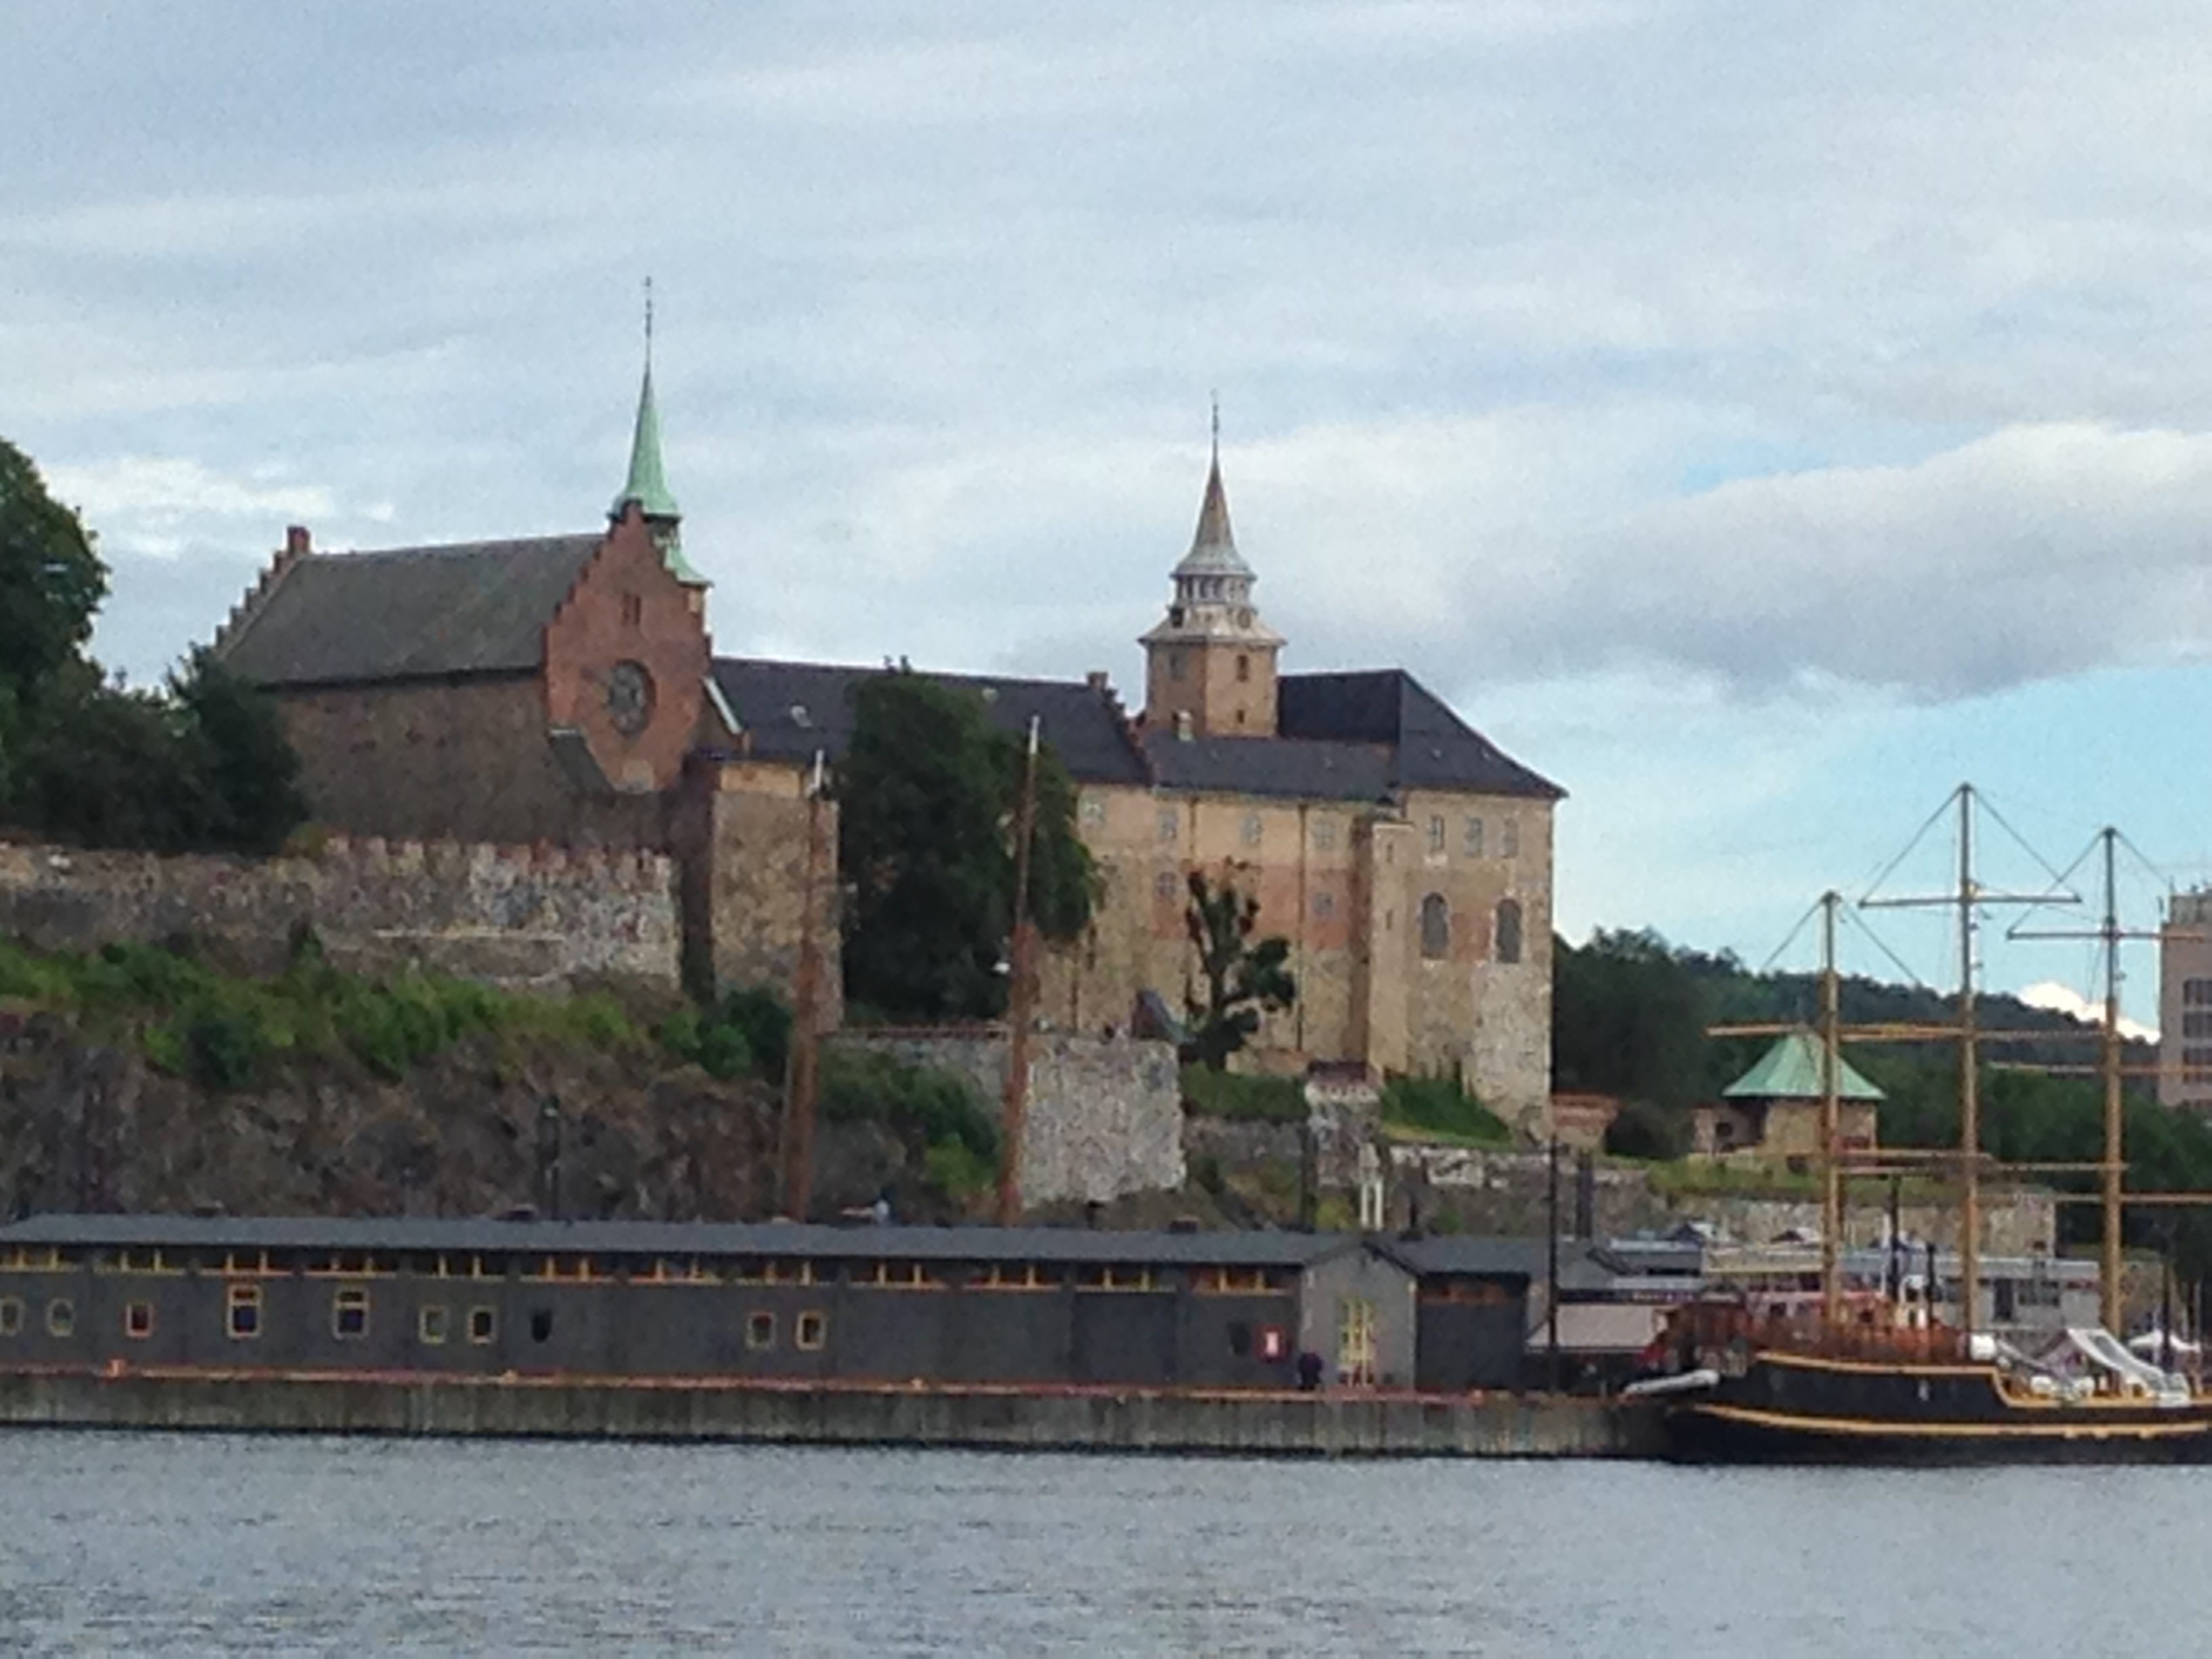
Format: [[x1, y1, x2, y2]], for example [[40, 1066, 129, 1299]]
[[1977, 790, 2079, 897], [1841, 903, 1934, 996], [2003, 833, 2102, 941], [2116, 827, 2180, 895], [1858, 783, 1963, 905], [1755, 894, 1826, 977]]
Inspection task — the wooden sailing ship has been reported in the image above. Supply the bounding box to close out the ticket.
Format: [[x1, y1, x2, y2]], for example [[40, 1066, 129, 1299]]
[[1635, 787, 2212, 1463]]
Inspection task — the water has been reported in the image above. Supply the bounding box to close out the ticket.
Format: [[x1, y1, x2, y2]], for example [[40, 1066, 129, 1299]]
[[0, 1433, 2203, 1655]]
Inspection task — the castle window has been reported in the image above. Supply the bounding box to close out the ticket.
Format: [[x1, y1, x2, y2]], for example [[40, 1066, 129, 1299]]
[[621, 592, 643, 628], [1312, 817, 1337, 852], [1313, 890, 1336, 921], [1158, 808, 1179, 844], [1080, 795, 1105, 827], [1241, 813, 1263, 848], [1168, 651, 1187, 682], [1155, 869, 1180, 901], [1420, 894, 1450, 960], [1427, 817, 1446, 855], [1501, 819, 1521, 859], [1463, 817, 1483, 856], [1496, 898, 1524, 964], [1235, 654, 1250, 683]]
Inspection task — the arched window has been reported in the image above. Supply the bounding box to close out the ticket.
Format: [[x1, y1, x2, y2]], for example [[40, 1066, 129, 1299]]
[[1495, 898, 1523, 965], [1419, 893, 1450, 960]]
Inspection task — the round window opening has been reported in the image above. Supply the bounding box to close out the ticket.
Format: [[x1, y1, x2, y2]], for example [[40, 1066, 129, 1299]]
[[605, 661, 655, 735]]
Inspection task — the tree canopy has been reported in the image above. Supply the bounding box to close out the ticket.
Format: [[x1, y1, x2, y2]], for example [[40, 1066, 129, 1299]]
[[1181, 869, 1296, 1070], [0, 437, 306, 855], [837, 671, 1097, 1021]]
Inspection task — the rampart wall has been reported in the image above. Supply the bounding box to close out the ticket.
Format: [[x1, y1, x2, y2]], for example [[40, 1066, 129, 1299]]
[[829, 1028, 1185, 1207], [0, 836, 680, 991]]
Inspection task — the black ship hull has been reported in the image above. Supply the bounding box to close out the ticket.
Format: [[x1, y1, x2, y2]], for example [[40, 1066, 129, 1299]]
[[1659, 1349, 2212, 1466]]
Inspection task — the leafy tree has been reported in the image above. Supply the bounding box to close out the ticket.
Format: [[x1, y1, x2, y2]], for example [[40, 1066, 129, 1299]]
[[838, 671, 1097, 1021], [0, 438, 106, 716], [1181, 869, 1296, 1070], [1552, 928, 1713, 1114], [171, 649, 308, 854]]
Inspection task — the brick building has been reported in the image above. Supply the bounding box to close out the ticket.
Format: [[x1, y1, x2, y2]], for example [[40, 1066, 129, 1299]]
[[213, 375, 1565, 1129]]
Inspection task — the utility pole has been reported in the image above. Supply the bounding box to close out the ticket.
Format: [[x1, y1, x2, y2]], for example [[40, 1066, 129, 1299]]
[[780, 751, 829, 1221], [996, 717, 1042, 1226], [1545, 1136, 1561, 1392]]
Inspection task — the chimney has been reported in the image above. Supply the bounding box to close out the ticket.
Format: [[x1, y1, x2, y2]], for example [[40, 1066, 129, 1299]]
[[1086, 670, 1109, 693], [1174, 710, 1194, 742], [285, 525, 312, 559]]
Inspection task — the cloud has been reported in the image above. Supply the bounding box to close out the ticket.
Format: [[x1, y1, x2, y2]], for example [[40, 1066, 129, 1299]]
[[2018, 979, 2156, 1043]]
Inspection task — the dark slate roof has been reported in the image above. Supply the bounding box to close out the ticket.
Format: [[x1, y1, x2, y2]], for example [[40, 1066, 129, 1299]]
[[1379, 1235, 1549, 1281], [0, 1213, 1360, 1268], [218, 534, 605, 687], [709, 659, 1149, 786], [1278, 670, 1563, 800], [1142, 732, 1395, 803]]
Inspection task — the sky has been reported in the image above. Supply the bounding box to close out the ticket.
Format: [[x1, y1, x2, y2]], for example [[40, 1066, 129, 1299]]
[[8, 1, 2212, 1021]]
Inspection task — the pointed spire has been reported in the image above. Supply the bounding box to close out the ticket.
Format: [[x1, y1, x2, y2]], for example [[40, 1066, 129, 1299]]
[[1176, 398, 1250, 576], [609, 279, 706, 586]]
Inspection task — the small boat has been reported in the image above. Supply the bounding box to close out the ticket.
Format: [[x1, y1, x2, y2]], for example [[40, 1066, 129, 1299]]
[[1631, 1300, 2212, 1465]]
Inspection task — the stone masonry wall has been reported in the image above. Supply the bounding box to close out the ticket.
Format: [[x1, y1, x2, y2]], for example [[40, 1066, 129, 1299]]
[[830, 1028, 1183, 1207], [0, 836, 680, 991]]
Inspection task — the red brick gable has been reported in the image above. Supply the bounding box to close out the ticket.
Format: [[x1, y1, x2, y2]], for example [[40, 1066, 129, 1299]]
[[542, 508, 709, 795]]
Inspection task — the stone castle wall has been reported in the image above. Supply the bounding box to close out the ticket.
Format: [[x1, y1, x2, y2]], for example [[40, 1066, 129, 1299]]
[[829, 1027, 1184, 1207], [0, 836, 680, 991]]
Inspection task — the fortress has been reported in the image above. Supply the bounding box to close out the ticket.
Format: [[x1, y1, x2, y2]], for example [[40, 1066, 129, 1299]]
[[205, 367, 1565, 1129]]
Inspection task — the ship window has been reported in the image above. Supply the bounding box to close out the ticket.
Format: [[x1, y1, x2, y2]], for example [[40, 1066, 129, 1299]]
[[468, 1306, 497, 1345], [529, 1309, 554, 1344], [419, 1305, 450, 1346], [746, 1311, 776, 1351], [47, 1298, 74, 1338], [227, 1284, 262, 1339], [333, 1288, 370, 1340], [796, 1311, 827, 1351], [0, 1298, 19, 1336], [124, 1301, 154, 1339]]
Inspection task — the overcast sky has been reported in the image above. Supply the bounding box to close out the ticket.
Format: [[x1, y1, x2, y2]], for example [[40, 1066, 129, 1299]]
[[9, 1, 2212, 1015]]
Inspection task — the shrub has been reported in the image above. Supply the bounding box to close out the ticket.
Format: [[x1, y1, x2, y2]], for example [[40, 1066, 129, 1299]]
[[715, 986, 792, 1080], [1604, 1098, 1689, 1160], [821, 1050, 1000, 1162], [183, 1009, 266, 1090]]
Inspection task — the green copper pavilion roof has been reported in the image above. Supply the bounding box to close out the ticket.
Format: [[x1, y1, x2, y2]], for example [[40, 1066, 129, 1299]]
[[609, 364, 708, 587], [1722, 1029, 1884, 1102]]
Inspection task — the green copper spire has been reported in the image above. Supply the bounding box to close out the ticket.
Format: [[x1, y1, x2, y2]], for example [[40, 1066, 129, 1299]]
[[613, 364, 681, 523], [609, 282, 707, 586]]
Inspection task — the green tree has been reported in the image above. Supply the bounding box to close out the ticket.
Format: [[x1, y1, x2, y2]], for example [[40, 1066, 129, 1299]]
[[171, 648, 308, 854], [1552, 928, 1712, 1114], [1181, 869, 1296, 1070], [0, 438, 107, 716], [838, 671, 1097, 1021]]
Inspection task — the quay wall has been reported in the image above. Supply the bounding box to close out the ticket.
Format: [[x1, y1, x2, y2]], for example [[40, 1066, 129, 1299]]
[[0, 836, 680, 991], [0, 1370, 1653, 1458]]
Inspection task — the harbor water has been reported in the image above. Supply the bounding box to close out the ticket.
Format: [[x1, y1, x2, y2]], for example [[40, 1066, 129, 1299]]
[[1, 1431, 2202, 1654]]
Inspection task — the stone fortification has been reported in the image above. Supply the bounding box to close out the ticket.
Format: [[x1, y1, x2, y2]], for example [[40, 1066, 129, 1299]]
[[830, 1028, 1185, 1207], [0, 836, 680, 991]]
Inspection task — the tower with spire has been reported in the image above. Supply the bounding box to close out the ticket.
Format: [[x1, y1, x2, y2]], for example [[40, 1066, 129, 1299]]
[[1140, 410, 1284, 737], [610, 279, 708, 588]]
